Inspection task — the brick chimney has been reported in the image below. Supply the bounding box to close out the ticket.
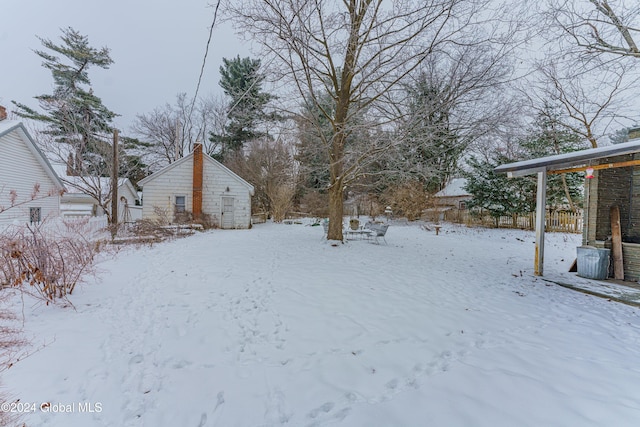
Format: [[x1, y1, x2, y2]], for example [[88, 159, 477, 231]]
[[192, 143, 203, 219], [0, 105, 7, 121]]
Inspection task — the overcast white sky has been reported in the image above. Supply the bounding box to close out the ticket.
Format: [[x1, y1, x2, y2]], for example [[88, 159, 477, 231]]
[[0, 0, 250, 131]]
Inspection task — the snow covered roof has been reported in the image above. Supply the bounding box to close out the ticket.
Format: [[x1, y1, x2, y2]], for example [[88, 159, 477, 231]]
[[49, 154, 138, 202], [62, 176, 134, 196], [434, 178, 470, 197], [495, 140, 640, 177]]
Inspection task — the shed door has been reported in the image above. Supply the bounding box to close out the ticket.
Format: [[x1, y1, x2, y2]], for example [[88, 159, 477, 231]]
[[221, 197, 235, 229]]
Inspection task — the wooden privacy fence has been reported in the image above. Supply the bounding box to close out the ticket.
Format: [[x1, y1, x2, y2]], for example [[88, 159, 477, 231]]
[[443, 210, 583, 233]]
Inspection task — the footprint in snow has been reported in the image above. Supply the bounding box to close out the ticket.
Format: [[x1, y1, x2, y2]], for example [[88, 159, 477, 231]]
[[214, 391, 225, 411], [344, 392, 358, 403], [129, 354, 144, 364], [308, 402, 334, 418]]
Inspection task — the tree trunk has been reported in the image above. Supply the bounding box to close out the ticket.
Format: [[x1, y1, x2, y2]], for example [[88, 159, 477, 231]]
[[586, 125, 598, 148], [326, 126, 346, 241], [327, 183, 344, 241], [560, 174, 576, 211]]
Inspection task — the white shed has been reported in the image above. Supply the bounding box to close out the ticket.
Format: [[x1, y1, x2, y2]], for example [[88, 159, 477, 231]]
[[138, 144, 254, 229], [59, 175, 140, 222], [0, 117, 64, 226]]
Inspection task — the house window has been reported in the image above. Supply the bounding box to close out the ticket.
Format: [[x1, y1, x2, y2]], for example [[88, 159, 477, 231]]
[[175, 196, 186, 213], [459, 201, 467, 210], [30, 207, 41, 224]]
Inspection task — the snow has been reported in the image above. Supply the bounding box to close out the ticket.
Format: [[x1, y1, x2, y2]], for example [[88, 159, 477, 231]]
[[4, 221, 640, 426], [434, 178, 469, 197]]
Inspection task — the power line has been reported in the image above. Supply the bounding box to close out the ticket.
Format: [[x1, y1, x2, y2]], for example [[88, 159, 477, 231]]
[[189, 0, 222, 132]]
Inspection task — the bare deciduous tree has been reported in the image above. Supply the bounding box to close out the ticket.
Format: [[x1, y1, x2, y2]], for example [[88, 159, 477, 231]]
[[29, 125, 131, 223], [548, 0, 640, 59], [382, 41, 517, 193], [225, 137, 297, 221], [229, 0, 510, 240], [131, 93, 228, 170], [525, 58, 635, 148]]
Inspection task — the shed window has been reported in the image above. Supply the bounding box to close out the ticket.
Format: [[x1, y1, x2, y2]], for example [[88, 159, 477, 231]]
[[30, 207, 41, 224], [459, 201, 467, 210], [175, 196, 186, 213]]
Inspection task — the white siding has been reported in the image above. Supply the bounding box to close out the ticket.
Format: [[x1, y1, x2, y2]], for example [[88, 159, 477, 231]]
[[111, 181, 140, 223], [141, 158, 195, 222], [201, 157, 252, 229], [141, 155, 252, 229], [118, 182, 139, 208], [0, 129, 60, 225]]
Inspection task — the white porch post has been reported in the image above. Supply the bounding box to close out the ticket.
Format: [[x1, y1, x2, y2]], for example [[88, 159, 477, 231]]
[[534, 170, 547, 276]]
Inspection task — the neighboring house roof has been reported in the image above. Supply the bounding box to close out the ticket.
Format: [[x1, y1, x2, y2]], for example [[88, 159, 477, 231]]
[[434, 178, 470, 198], [62, 176, 138, 200], [0, 120, 65, 190], [138, 152, 255, 195], [495, 140, 640, 177], [48, 146, 138, 202]]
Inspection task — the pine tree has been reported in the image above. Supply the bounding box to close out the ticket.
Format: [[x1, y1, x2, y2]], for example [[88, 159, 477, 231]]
[[463, 155, 537, 224], [519, 106, 587, 211], [12, 27, 117, 174], [399, 73, 463, 193], [295, 92, 334, 192], [210, 56, 275, 161], [464, 106, 587, 221], [610, 127, 630, 144]]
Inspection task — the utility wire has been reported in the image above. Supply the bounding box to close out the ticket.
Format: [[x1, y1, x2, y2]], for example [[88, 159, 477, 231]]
[[188, 0, 222, 138], [188, 0, 275, 144]]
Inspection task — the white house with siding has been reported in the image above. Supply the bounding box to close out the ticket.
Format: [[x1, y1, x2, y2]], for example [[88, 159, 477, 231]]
[[0, 115, 64, 226], [138, 144, 254, 229]]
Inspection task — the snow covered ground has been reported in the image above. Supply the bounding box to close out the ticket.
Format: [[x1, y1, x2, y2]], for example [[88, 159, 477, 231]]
[[4, 221, 640, 427]]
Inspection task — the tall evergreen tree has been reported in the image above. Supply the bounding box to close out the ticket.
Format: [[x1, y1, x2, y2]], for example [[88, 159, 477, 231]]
[[464, 105, 587, 220], [610, 127, 630, 144], [463, 155, 537, 223], [295, 92, 335, 192], [519, 106, 588, 211], [210, 56, 274, 161], [295, 88, 374, 200], [398, 73, 463, 193], [12, 27, 117, 174]]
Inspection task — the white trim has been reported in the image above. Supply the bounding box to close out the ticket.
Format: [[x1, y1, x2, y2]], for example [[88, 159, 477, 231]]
[[221, 195, 235, 229], [174, 194, 187, 213]]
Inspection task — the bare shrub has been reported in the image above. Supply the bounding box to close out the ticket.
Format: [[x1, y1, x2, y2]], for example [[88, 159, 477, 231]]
[[194, 213, 218, 230], [383, 181, 427, 221], [173, 210, 193, 224], [127, 206, 177, 241], [152, 205, 172, 225], [270, 184, 296, 222], [0, 223, 99, 303], [0, 293, 28, 427], [300, 191, 329, 217], [128, 208, 215, 245]]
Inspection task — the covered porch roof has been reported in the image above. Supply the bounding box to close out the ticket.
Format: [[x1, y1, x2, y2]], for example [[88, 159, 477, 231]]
[[495, 139, 640, 277], [495, 140, 640, 177]]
